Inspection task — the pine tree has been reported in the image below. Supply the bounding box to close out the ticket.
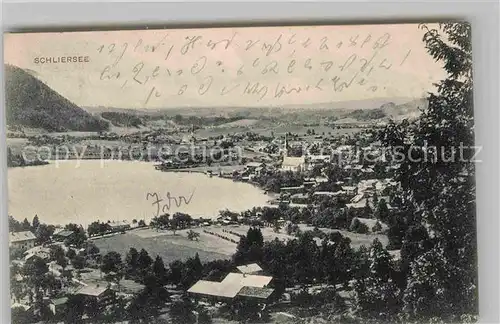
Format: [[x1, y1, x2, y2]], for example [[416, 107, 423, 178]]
[[153, 255, 167, 284], [125, 247, 139, 278], [22, 218, 31, 231], [137, 249, 153, 277], [32, 215, 40, 231]]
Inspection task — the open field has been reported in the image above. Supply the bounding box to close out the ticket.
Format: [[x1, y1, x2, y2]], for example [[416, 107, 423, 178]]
[[93, 227, 235, 265]]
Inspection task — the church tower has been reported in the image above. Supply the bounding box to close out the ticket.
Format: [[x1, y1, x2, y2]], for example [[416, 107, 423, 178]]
[[284, 133, 289, 157]]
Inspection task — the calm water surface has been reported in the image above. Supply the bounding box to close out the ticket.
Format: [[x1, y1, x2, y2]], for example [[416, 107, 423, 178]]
[[8, 160, 270, 227]]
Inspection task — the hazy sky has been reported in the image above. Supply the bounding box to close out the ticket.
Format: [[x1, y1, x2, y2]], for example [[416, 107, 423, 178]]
[[4, 23, 446, 109]]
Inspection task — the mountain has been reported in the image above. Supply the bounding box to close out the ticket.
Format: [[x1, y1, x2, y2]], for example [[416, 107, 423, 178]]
[[5, 65, 109, 132]]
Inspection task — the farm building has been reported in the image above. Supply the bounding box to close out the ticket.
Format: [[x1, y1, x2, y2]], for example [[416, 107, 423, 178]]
[[77, 284, 115, 307], [52, 230, 75, 242], [188, 265, 276, 303], [236, 263, 263, 275]]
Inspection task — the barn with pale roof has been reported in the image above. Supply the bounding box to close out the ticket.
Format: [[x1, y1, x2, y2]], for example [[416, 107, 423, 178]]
[[187, 263, 276, 303]]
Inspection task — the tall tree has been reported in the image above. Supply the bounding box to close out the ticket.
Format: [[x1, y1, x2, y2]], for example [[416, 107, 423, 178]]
[[354, 239, 400, 320], [153, 255, 167, 284], [137, 249, 153, 273], [125, 247, 139, 278], [380, 22, 476, 321], [101, 251, 122, 274], [22, 218, 31, 231], [35, 224, 54, 245], [32, 215, 40, 231]]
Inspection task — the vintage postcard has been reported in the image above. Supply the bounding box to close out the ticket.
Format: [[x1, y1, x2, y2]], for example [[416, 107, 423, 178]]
[[4, 22, 477, 324]]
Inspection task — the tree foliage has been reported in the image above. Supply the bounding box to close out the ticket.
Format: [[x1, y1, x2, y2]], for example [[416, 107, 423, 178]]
[[380, 22, 477, 321]]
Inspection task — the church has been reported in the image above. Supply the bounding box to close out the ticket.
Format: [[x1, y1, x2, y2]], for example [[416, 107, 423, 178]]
[[280, 134, 306, 172]]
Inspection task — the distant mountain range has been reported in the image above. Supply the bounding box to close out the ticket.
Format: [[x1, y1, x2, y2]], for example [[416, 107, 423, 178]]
[[84, 97, 427, 124], [84, 96, 422, 115], [5, 64, 426, 133], [5, 65, 109, 132]]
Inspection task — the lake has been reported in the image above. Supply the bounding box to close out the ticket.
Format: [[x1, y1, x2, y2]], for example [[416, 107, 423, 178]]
[[8, 160, 270, 227]]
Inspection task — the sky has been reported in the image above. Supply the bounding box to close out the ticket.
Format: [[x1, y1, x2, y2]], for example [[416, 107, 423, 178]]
[[4, 23, 446, 109]]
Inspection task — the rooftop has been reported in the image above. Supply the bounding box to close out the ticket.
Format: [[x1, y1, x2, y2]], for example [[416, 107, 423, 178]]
[[313, 191, 345, 197], [77, 285, 110, 297], [51, 297, 68, 306], [237, 286, 275, 299], [221, 273, 272, 288], [246, 162, 264, 168], [282, 156, 305, 167], [236, 263, 263, 275], [187, 280, 242, 298], [53, 230, 74, 237], [9, 231, 36, 243]]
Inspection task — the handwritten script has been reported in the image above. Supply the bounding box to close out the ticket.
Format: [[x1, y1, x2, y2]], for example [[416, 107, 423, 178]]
[[146, 190, 196, 218], [95, 27, 414, 106]]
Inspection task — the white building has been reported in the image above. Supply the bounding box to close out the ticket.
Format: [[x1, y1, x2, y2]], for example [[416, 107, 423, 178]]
[[280, 134, 305, 172], [9, 231, 36, 252]]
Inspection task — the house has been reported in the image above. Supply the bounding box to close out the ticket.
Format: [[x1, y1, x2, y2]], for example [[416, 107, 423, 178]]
[[11, 302, 33, 313], [236, 286, 276, 301], [313, 191, 344, 198], [341, 186, 357, 196], [24, 246, 51, 261], [245, 162, 265, 171], [188, 271, 275, 303], [108, 220, 131, 232], [314, 177, 329, 184], [49, 297, 68, 315], [188, 280, 242, 300], [290, 193, 309, 205], [237, 263, 263, 275], [350, 193, 366, 204], [346, 198, 373, 210], [9, 231, 36, 253], [77, 284, 115, 306], [221, 273, 273, 288], [280, 186, 304, 195], [307, 154, 332, 167], [52, 230, 74, 242]]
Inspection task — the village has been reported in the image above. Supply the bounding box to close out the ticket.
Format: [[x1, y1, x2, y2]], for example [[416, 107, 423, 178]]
[[8, 124, 408, 324]]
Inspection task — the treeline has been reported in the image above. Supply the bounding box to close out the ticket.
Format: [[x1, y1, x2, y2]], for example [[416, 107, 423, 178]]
[[252, 170, 305, 193], [170, 114, 245, 127], [345, 108, 387, 121], [100, 111, 144, 128], [87, 219, 146, 237]]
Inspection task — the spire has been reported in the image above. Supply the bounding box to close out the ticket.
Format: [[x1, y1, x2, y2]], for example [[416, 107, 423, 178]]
[[284, 133, 289, 157]]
